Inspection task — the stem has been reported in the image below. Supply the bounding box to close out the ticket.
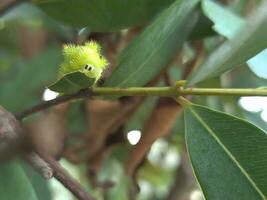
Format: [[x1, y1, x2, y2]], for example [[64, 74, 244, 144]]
[[92, 87, 267, 96], [16, 87, 267, 120], [41, 155, 96, 200], [91, 86, 177, 97], [180, 88, 267, 96]]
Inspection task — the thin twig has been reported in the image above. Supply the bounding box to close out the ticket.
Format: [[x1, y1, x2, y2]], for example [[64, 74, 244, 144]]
[[0, 0, 27, 16], [40, 154, 96, 200], [25, 152, 53, 179], [15, 89, 91, 120]]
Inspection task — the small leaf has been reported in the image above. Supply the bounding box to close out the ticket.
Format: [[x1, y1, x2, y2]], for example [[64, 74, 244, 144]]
[[185, 104, 267, 199], [0, 161, 38, 200], [34, 0, 175, 32], [49, 71, 95, 94], [202, 0, 245, 39], [187, 1, 267, 85], [104, 0, 200, 88]]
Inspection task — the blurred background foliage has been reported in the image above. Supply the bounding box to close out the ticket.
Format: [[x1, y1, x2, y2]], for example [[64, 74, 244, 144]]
[[0, 0, 266, 200]]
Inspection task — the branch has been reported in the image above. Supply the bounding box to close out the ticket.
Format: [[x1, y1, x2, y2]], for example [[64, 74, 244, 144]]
[[1, 105, 96, 200], [16, 86, 267, 120], [40, 154, 96, 200], [15, 89, 91, 120]]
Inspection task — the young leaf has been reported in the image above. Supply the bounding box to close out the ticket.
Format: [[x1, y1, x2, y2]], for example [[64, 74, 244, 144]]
[[34, 0, 175, 32], [49, 71, 95, 94], [185, 104, 267, 199], [104, 0, 200, 88], [187, 1, 267, 85], [0, 161, 38, 200]]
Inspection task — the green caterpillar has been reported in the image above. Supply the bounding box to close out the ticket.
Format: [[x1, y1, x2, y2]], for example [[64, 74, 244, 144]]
[[59, 41, 108, 82]]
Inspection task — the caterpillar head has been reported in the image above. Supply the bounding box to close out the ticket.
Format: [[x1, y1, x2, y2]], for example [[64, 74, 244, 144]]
[[62, 41, 108, 79]]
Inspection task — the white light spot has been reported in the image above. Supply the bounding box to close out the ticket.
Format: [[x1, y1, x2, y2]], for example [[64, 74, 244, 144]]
[[127, 130, 141, 145], [147, 139, 168, 166], [147, 139, 181, 170], [238, 96, 267, 112], [164, 148, 181, 170], [43, 88, 58, 101], [138, 180, 153, 198], [239, 96, 267, 123], [190, 190, 204, 200], [261, 110, 267, 122]]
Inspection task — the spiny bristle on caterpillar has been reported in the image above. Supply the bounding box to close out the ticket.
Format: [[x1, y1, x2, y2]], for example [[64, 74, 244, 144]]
[[58, 41, 108, 82]]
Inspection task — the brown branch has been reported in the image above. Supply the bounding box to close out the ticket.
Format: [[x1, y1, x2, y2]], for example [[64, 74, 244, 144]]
[[0, 0, 27, 16], [15, 89, 91, 120], [24, 152, 53, 179], [1, 105, 95, 199], [41, 154, 96, 200]]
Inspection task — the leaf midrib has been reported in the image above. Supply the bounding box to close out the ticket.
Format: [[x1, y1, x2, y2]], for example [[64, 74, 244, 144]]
[[189, 107, 266, 199], [64, 75, 81, 90]]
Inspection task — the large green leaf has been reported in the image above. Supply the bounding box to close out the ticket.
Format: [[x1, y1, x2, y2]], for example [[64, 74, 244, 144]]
[[0, 47, 61, 112], [34, 0, 174, 32], [185, 104, 267, 199], [187, 1, 267, 85], [0, 161, 38, 200], [104, 0, 200, 88], [49, 71, 95, 94]]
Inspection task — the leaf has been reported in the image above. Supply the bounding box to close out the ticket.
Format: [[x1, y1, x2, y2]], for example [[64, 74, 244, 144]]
[[125, 97, 157, 133], [202, 0, 245, 39], [34, 0, 175, 32], [0, 47, 62, 112], [185, 104, 267, 199], [187, 1, 267, 85], [49, 71, 95, 94], [189, 12, 215, 40], [107, 175, 131, 200], [232, 65, 267, 88], [23, 163, 52, 200], [0, 161, 38, 200], [104, 0, 200, 88], [98, 157, 130, 200], [202, 0, 267, 82], [244, 111, 267, 133]]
